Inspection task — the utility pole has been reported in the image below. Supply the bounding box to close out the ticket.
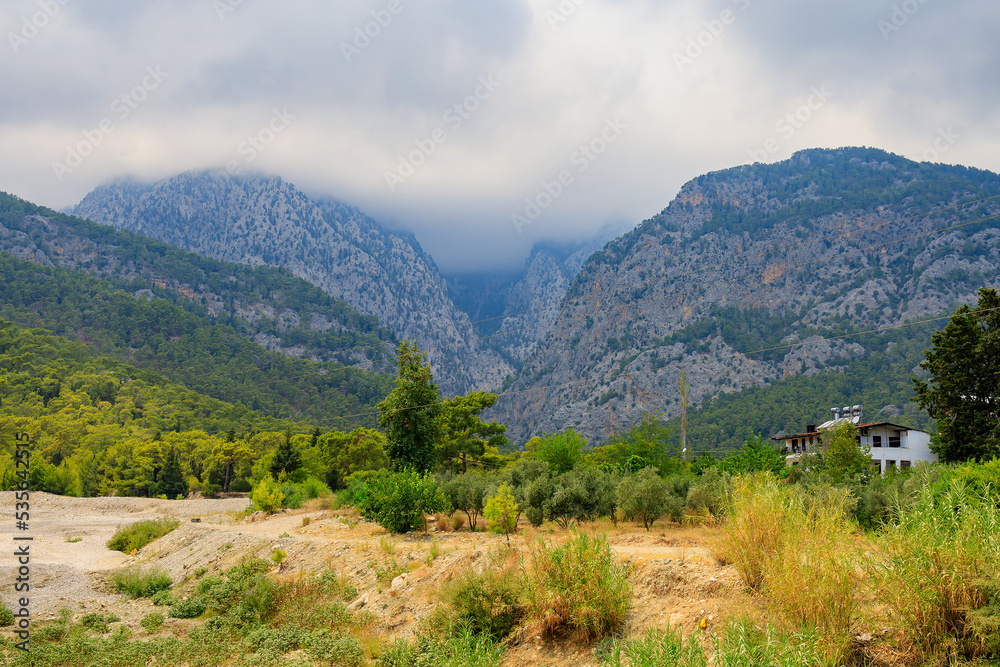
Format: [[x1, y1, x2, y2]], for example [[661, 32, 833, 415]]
[[679, 369, 689, 463]]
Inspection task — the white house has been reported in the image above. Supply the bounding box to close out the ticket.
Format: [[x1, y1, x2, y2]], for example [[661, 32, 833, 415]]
[[772, 405, 938, 474]]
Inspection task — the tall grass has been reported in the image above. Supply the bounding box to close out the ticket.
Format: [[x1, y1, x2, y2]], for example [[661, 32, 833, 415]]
[[713, 474, 862, 662], [875, 476, 1000, 659], [110, 567, 172, 599], [525, 533, 631, 641]]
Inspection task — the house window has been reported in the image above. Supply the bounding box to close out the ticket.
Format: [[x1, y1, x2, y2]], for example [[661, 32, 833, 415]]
[[886, 460, 896, 470], [900, 461, 911, 470], [872, 436, 882, 448], [791, 438, 799, 453], [889, 434, 901, 448]]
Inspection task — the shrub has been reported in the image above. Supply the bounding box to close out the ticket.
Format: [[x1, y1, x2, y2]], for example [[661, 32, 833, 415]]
[[712, 474, 789, 591], [526, 534, 631, 641], [110, 566, 172, 598], [686, 467, 730, 517], [304, 631, 364, 666], [150, 589, 177, 606], [79, 613, 113, 633], [377, 628, 503, 667], [484, 483, 519, 544], [523, 476, 554, 527], [169, 597, 207, 619], [449, 569, 525, 641], [358, 469, 450, 534], [200, 557, 278, 627], [617, 468, 670, 530], [444, 473, 491, 530], [250, 475, 285, 514], [106, 518, 180, 553], [271, 549, 287, 565], [600, 626, 706, 667], [0, 607, 13, 627], [140, 612, 164, 633]]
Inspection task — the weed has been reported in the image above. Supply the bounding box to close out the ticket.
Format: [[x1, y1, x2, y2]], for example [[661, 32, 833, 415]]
[[271, 549, 287, 565], [64, 535, 83, 543], [79, 613, 113, 634], [374, 559, 405, 589], [140, 612, 164, 633], [0, 607, 13, 627], [278, 532, 291, 538], [194, 567, 207, 577], [169, 597, 207, 619], [377, 626, 503, 667], [220, 542, 233, 551], [301, 516, 312, 527], [425, 539, 442, 565], [379, 536, 398, 555], [150, 589, 177, 606], [525, 533, 631, 641], [106, 518, 180, 553], [448, 568, 525, 641], [110, 566, 173, 599]]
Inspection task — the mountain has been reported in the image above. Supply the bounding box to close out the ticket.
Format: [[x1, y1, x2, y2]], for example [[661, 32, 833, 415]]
[[495, 147, 1000, 445], [0, 192, 392, 429], [445, 232, 628, 366], [73, 172, 513, 395]]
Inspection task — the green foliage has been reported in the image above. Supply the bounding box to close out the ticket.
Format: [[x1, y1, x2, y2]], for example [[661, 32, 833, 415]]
[[820, 421, 872, 483], [448, 568, 524, 641], [79, 613, 115, 634], [197, 557, 277, 627], [484, 483, 519, 543], [155, 447, 188, 499], [358, 469, 450, 533], [0, 607, 13, 627], [250, 475, 285, 514], [548, 467, 617, 527], [915, 287, 1000, 462], [438, 391, 508, 472], [106, 519, 180, 553], [110, 567, 173, 599], [168, 596, 207, 619], [524, 429, 586, 475], [378, 340, 443, 474], [318, 427, 389, 489], [377, 628, 504, 667], [589, 411, 679, 475], [526, 534, 631, 641], [270, 428, 303, 479], [140, 612, 164, 634], [616, 468, 672, 530], [718, 433, 786, 476], [443, 473, 491, 530]]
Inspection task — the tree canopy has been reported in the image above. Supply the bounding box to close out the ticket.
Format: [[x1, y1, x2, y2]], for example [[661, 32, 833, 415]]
[[914, 288, 1000, 462], [377, 340, 443, 474]]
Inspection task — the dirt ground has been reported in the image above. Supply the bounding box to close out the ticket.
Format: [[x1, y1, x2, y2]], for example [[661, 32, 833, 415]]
[[0, 492, 741, 666]]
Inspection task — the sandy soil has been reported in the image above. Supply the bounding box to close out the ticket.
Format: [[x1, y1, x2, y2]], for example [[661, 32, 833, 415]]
[[0, 492, 740, 666]]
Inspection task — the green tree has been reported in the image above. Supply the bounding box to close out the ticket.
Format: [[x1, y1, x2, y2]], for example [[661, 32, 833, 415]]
[[443, 473, 491, 530], [317, 427, 389, 488], [588, 411, 678, 475], [270, 428, 302, 479], [156, 448, 188, 499], [484, 483, 519, 545], [914, 288, 1000, 462], [616, 467, 670, 531], [821, 421, 872, 483], [357, 469, 450, 533], [524, 429, 586, 475], [377, 341, 442, 474], [720, 433, 786, 475], [438, 391, 508, 473]]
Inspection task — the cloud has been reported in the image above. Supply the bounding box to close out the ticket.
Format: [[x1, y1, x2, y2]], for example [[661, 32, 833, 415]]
[[0, 0, 998, 272]]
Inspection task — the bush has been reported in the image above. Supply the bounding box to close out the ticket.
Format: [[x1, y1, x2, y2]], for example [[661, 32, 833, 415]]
[[526, 534, 631, 641], [79, 613, 114, 633], [150, 589, 178, 606], [0, 607, 13, 627], [617, 468, 670, 530], [484, 483, 519, 544], [250, 475, 285, 514], [449, 569, 524, 641], [523, 476, 554, 527], [686, 467, 730, 517], [110, 567, 172, 598], [106, 518, 180, 553], [444, 473, 491, 530], [200, 557, 278, 627], [377, 628, 503, 667], [169, 596, 207, 619], [304, 631, 364, 666], [140, 612, 164, 633], [358, 469, 450, 534]]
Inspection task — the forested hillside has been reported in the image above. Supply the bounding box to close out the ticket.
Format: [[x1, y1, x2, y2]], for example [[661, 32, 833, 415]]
[[0, 319, 295, 496], [497, 147, 1000, 445], [0, 192, 394, 427]]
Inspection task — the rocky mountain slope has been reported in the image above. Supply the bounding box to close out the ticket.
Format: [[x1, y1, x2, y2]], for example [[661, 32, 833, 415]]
[[496, 148, 1000, 444], [73, 172, 513, 395]]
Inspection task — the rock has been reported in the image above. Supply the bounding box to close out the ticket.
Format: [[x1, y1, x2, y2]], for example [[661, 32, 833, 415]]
[[391, 573, 409, 590], [346, 593, 369, 613]]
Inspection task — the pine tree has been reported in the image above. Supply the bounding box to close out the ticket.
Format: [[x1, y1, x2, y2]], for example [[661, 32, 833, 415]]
[[377, 341, 442, 474], [270, 428, 302, 479], [158, 448, 188, 499]]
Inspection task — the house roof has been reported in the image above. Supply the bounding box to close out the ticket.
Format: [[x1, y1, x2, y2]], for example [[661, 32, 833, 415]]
[[771, 421, 928, 441]]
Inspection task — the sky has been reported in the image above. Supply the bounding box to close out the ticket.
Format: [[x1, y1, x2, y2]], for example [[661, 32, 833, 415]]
[[1, 0, 998, 273]]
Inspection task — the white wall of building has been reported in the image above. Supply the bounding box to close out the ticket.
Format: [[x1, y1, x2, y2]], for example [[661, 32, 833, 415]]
[[858, 424, 937, 474]]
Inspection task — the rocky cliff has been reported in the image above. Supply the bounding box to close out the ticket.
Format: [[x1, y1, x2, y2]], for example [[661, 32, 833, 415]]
[[496, 148, 1000, 443], [74, 172, 513, 395]]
